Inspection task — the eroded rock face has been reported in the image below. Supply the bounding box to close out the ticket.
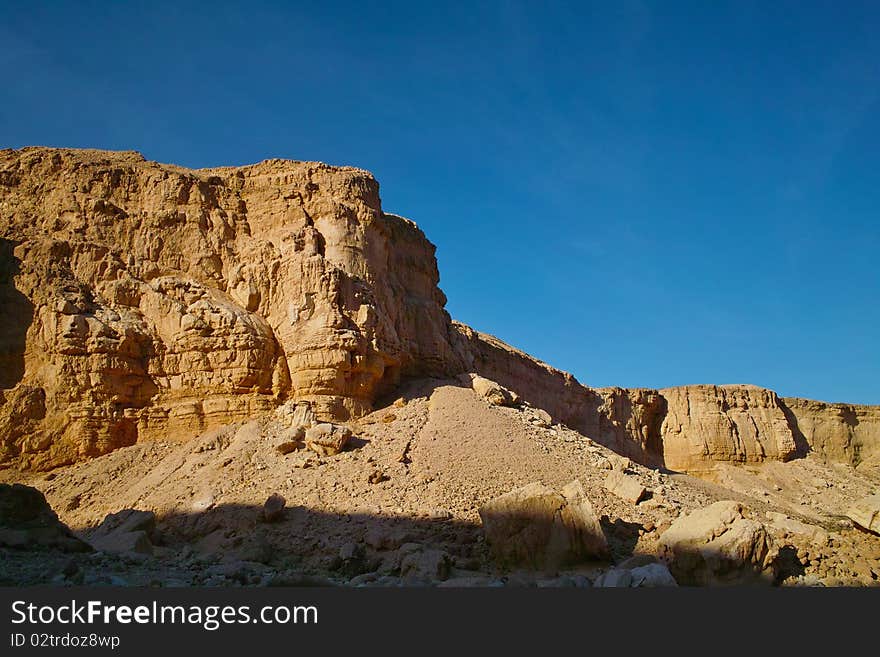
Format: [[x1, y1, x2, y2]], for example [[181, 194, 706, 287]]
[[658, 385, 798, 472], [781, 398, 880, 467], [1, 147, 876, 473], [0, 147, 462, 468]]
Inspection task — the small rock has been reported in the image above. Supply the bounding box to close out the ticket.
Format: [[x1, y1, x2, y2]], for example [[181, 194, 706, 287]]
[[368, 469, 389, 485], [400, 549, 452, 583], [529, 408, 552, 427], [262, 493, 286, 523], [191, 493, 214, 512], [305, 423, 352, 456], [608, 454, 631, 472], [349, 572, 378, 586], [92, 530, 153, 556], [364, 526, 409, 551], [461, 373, 519, 407], [275, 440, 301, 455], [618, 554, 659, 570], [338, 542, 367, 577]]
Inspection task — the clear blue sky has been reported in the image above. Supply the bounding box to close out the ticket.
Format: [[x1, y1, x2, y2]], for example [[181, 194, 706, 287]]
[[2, 1, 878, 404]]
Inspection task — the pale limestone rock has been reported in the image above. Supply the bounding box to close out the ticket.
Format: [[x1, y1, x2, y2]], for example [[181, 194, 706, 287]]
[[478, 479, 608, 570], [304, 423, 351, 456], [603, 470, 647, 504], [629, 562, 678, 587], [594, 563, 677, 587], [460, 373, 519, 407], [765, 512, 830, 545], [846, 494, 880, 535], [593, 568, 632, 587], [275, 425, 305, 454], [659, 501, 779, 585]]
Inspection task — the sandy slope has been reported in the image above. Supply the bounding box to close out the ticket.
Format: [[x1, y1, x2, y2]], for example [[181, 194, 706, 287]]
[[2, 378, 878, 586]]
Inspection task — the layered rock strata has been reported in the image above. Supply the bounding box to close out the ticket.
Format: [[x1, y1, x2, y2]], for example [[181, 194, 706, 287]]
[[0, 148, 460, 468], [1, 147, 876, 472]]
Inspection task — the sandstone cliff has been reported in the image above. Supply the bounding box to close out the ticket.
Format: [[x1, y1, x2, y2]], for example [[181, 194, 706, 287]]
[[781, 397, 880, 467], [1, 147, 876, 472], [0, 147, 461, 468], [452, 310, 876, 472]]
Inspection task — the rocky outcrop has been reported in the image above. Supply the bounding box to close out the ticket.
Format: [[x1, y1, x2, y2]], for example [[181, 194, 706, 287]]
[[657, 385, 798, 472], [0, 483, 91, 551], [781, 397, 880, 466], [449, 326, 822, 472], [1, 147, 876, 473], [0, 147, 462, 468]]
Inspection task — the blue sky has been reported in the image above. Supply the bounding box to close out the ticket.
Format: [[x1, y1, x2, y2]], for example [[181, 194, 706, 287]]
[[2, 1, 878, 404]]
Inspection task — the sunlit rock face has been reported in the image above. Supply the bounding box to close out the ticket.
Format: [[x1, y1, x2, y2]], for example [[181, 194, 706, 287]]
[[2, 147, 876, 473], [0, 147, 462, 468]]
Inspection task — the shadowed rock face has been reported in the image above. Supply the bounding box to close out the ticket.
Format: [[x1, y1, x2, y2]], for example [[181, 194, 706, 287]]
[[1, 147, 876, 472]]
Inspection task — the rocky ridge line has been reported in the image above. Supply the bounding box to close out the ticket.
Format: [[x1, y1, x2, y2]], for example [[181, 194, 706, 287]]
[[0, 147, 877, 473]]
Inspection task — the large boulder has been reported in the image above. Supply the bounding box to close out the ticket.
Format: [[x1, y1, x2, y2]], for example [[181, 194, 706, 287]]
[[846, 494, 880, 535], [658, 501, 778, 585], [0, 483, 91, 552], [86, 508, 157, 556], [479, 480, 608, 570], [460, 373, 519, 407], [603, 470, 647, 504]]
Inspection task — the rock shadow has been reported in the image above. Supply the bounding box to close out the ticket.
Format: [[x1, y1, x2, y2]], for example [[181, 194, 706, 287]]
[[779, 400, 811, 460], [1, 500, 816, 588], [0, 239, 32, 390]]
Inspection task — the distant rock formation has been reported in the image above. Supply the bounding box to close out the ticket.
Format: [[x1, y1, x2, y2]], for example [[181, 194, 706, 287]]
[[1, 147, 877, 471]]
